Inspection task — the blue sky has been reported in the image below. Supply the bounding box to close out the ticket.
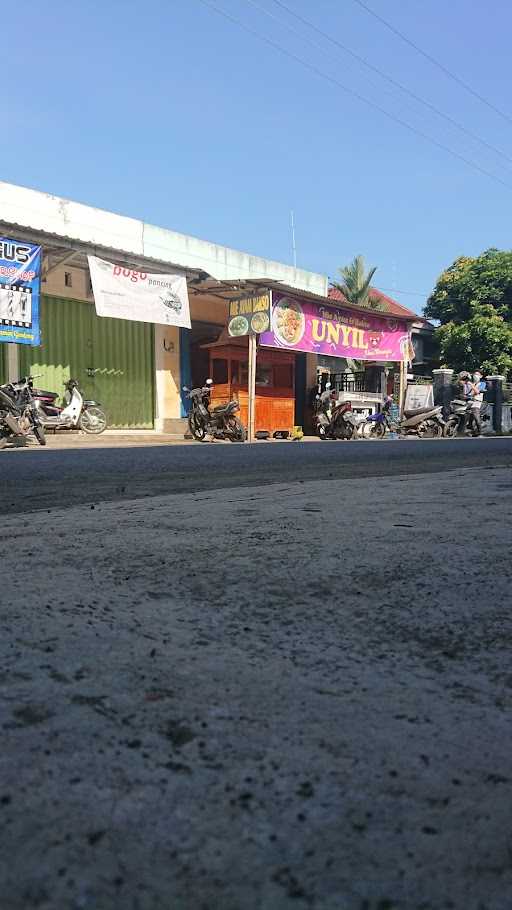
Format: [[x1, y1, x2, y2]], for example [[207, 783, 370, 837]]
[[2, 0, 512, 314]]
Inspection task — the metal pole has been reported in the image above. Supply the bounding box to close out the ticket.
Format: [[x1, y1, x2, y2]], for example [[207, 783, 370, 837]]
[[247, 333, 257, 442], [290, 210, 297, 269], [399, 358, 406, 414]]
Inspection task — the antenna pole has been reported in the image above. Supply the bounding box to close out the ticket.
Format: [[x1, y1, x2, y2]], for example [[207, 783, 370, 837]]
[[290, 210, 297, 268]]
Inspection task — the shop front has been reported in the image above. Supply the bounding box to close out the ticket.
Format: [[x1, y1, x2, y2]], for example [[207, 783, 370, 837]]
[[19, 294, 156, 429], [206, 337, 296, 435], [1, 183, 329, 434], [259, 287, 415, 422], [186, 280, 304, 436]]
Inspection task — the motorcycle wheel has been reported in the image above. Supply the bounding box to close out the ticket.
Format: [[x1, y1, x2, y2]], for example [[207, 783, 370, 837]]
[[336, 421, 356, 440], [79, 407, 107, 435], [418, 418, 443, 439], [226, 416, 246, 442], [33, 424, 46, 446], [316, 425, 328, 439], [444, 417, 458, 438], [366, 422, 386, 439], [188, 413, 207, 441]]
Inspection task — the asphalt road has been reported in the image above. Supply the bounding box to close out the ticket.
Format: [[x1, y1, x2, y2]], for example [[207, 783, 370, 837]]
[[1, 436, 512, 514]]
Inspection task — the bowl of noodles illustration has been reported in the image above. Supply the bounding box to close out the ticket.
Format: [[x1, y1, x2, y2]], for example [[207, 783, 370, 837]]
[[251, 311, 270, 334], [273, 298, 305, 346]]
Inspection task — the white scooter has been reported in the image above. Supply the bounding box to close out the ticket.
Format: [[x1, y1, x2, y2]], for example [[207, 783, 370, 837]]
[[31, 378, 107, 434]]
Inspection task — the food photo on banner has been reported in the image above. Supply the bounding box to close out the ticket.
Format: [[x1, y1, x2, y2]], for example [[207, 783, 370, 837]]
[[227, 292, 271, 337], [259, 292, 410, 362], [0, 237, 42, 346], [87, 256, 191, 328]]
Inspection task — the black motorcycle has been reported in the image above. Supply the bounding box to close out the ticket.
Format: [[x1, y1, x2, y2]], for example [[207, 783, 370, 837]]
[[444, 398, 491, 437], [0, 375, 46, 448], [313, 383, 356, 440], [183, 379, 246, 442]]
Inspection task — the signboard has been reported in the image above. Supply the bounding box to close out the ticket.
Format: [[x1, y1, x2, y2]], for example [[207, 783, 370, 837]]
[[260, 292, 410, 362], [88, 256, 191, 328], [0, 236, 41, 345], [227, 292, 271, 337], [404, 383, 434, 411]]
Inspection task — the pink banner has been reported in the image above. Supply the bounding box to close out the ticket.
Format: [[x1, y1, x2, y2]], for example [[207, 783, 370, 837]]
[[260, 292, 410, 362]]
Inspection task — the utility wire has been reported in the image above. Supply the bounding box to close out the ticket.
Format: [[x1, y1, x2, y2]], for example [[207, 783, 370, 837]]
[[352, 0, 512, 127], [259, 0, 512, 166], [196, 0, 512, 191], [379, 287, 428, 298]]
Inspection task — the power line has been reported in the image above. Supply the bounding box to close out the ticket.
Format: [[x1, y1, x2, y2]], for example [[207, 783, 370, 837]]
[[379, 287, 428, 298], [196, 0, 512, 192], [258, 0, 512, 166], [328, 280, 428, 298], [352, 0, 512, 127]]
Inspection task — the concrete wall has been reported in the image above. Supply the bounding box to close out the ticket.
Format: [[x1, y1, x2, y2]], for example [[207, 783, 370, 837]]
[[154, 325, 182, 432], [0, 181, 327, 296], [44, 265, 90, 300]]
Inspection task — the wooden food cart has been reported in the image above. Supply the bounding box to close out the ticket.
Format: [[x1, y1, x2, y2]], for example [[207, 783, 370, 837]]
[[205, 335, 296, 435]]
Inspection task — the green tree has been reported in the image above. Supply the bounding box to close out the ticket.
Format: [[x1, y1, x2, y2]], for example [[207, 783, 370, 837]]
[[425, 249, 512, 324], [436, 307, 512, 376], [333, 255, 383, 310], [426, 249, 512, 378]]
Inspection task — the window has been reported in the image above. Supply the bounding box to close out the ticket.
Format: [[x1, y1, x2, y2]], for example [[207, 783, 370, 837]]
[[64, 271, 73, 288], [212, 358, 228, 384], [273, 363, 293, 388], [256, 363, 273, 386]]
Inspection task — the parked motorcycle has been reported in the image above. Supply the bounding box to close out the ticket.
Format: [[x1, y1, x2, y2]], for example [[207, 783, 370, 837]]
[[362, 411, 388, 439], [31, 378, 107, 434], [443, 398, 487, 438], [362, 395, 444, 438], [314, 384, 355, 439], [341, 408, 368, 439], [183, 379, 246, 442], [397, 404, 445, 437], [0, 375, 46, 448], [313, 385, 336, 439]]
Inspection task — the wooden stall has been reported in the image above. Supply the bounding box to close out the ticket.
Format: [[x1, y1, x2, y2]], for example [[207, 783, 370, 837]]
[[206, 337, 296, 435]]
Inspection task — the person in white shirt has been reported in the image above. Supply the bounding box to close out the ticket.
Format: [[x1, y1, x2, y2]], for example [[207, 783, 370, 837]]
[[468, 370, 486, 435]]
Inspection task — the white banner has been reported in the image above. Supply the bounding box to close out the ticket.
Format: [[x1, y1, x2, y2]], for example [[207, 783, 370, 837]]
[[88, 256, 191, 328]]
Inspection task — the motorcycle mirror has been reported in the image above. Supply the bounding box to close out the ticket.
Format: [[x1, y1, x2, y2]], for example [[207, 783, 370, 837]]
[[206, 379, 213, 386], [182, 386, 189, 392]]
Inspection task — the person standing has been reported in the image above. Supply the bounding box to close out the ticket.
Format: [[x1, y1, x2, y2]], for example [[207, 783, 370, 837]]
[[467, 370, 486, 436]]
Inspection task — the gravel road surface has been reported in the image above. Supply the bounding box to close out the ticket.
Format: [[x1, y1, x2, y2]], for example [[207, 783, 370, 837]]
[[1, 461, 511, 910]]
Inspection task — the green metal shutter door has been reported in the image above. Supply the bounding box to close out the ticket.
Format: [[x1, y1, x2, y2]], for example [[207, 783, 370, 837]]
[[19, 295, 92, 403], [20, 295, 154, 428], [90, 312, 154, 429]]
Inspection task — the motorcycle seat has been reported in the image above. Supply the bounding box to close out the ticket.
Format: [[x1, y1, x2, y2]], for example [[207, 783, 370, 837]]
[[212, 401, 237, 414], [33, 389, 58, 401], [403, 406, 439, 418]]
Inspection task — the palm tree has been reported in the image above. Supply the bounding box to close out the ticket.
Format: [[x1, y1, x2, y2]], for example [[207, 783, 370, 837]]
[[332, 255, 384, 310]]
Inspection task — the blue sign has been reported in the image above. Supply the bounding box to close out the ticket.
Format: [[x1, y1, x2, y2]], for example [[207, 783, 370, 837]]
[[0, 236, 41, 345]]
